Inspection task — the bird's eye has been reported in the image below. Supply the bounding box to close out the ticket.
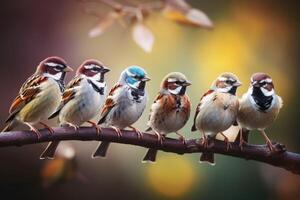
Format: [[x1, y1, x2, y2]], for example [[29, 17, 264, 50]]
[[175, 81, 182, 85], [54, 67, 61, 72], [225, 80, 232, 84]]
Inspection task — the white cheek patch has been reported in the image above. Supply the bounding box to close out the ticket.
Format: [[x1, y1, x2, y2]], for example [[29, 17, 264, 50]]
[[216, 86, 231, 93], [261, 87, 274, 96], [169, 86, 182, 95], [91, 72, 101, 81], [45, 72, 62, 80]]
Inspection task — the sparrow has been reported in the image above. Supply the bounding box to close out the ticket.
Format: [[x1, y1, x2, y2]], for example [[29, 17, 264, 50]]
[[191, 72, 241, 165], [92, 66, 150, 158], [40, 59, 110, 159], [143, 72, 191, 162], [237, 73, 283, 151], [1, 56, 72, 137]]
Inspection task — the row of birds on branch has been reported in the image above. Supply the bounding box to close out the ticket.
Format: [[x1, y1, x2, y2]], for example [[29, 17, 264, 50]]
[[1, 56, 283, 165]]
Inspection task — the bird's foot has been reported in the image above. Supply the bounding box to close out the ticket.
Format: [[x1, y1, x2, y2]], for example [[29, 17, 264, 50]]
[[66, 122, 79, 132], [39, 122, 54, 134], [111, 126, 122, 138], [239, 139, 248, 151], [25, 123, 41, 139], [129, 126, 143, 139], [88, 121, 102, 135]]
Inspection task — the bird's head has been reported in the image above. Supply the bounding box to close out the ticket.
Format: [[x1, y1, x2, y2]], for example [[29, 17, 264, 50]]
[[120, 66, 150, 90], [76, 59, 110, 82], [250, 72, 275, 96], [161, 72, 191, 95], [37, 56, 73, 81], [212, 72, 242, 95]]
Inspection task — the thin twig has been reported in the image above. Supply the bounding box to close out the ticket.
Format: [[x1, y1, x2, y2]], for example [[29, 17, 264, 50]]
[[0, 127, 299, 175]]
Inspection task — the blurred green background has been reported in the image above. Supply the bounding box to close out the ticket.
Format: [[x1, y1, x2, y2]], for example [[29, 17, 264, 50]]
[[0, 0, 300, 199]]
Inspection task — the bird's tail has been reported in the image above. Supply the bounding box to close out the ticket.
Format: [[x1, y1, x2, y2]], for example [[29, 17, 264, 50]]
[[142, 148, 158, 163], [92, 142, 110, 158], [200, 152, 215, 165], [40, 141, 60, 159], [1, 121, 15, 133]]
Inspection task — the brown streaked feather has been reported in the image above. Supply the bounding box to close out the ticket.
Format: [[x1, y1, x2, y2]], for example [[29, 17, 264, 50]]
[[48, 77, 83, 119], [108, 84, 122, 96], [6, 75, 47, 123], [98, 98, 116, 124], [191, 89, 214, 131], [97, 84, 122, 125], [146, 93, 164, 129]]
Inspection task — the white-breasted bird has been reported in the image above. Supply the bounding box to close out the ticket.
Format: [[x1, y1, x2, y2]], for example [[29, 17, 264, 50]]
[[1, 56, 72, 137], [143, 72, 191, 162], [92, 66, 150, 158], [237, 72, 283, 151], [40, 59, 110, 159], [191, 72, 241, 165]]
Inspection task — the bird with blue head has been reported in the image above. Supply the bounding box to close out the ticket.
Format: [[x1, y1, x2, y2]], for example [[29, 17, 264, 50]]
[[92, 66, 150, 158]]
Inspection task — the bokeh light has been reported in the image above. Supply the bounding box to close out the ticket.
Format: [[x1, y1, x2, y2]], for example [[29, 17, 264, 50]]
[[146, 154, 197, 198]]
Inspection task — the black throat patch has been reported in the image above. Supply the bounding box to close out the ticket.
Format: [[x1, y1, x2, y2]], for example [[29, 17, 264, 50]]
[[88, 79, 104, 95], [251, 87, 273, 111]]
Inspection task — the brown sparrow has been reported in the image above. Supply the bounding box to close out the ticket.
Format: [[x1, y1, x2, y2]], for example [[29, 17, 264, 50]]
[[1, 57, 72, 137], [237, 73, 283, 151], [191, 73, 241, 165], [40, 59, 110, 159], [143, 72, 191, 162]]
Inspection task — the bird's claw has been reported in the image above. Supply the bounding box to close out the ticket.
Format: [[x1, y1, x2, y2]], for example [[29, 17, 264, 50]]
[[239, 139, 247, 151]]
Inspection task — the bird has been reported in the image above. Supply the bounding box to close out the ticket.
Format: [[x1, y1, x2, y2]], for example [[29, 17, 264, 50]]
[[143, 72, 191, 162], [191, 72, 241, 165], [92, 66, 150, 158], [1, 56, 72, 137], [237, 72, 283, 151], [40, 59, 110, 159]]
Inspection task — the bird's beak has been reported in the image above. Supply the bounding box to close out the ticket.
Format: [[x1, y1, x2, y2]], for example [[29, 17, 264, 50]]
[[234, 80, 242, 87], [142, 76, 151, 82], [183, 80, 192, 86], [101, 66, 111, 73], [64, 66, 74, 72]]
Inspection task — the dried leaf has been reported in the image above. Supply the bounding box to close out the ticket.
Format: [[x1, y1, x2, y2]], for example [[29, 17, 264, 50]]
[[132, 23, 154, 53], [163, 1, 213, 29], [186, 8, 213, 29], [88, 12, 119, 38]]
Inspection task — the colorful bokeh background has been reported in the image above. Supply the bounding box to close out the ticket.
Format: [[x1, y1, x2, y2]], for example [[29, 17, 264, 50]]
[[0, 0, 300, 199]]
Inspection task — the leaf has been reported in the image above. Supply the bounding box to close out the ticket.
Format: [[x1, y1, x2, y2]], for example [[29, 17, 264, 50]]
[[88, 12, 119, 38], [163, 1, 213, 29], [186, 8, 213, 29], [132, 23, 154, 53]]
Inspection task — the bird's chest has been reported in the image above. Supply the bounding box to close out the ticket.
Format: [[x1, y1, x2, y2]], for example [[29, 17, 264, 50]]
[[198, 94, 238, 134], [20, 80, 61, 123], [152, 95, 190, 133], [238, 96, 279, 130], [110, 89, 146, 128], [70, 83, 105, 121]]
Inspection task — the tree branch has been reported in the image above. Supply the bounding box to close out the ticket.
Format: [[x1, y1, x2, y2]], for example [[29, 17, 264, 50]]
[[0, 127, 299, 175]]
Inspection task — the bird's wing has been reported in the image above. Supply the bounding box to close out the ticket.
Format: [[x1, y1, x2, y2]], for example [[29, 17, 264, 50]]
[[48, 77, 83, 119], [6, 75, 48, 123], [98, 84, 122, 124], [145, 92, 164, 131], [191, 89, 215, 131]]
